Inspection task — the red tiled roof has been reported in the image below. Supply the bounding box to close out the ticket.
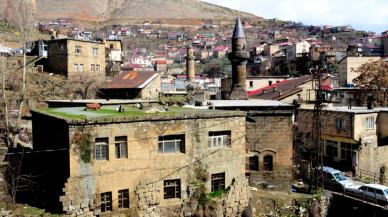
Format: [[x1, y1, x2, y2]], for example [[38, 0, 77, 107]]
[[100, 71, 159, 89], [248, 75, 312, 100]]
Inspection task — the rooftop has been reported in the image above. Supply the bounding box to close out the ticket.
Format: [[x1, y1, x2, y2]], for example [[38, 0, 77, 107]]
[[300, 105, 388, 114], [32, 105, 246, 124], [205, 99, 294, 108], [100, 71, 160, 89]]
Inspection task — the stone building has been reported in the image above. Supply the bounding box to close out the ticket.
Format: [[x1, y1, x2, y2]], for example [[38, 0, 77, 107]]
[[30, 106, 248, 216], [47, 39, 106, 81], [99, 71, 161, 100], [297, 106, 388, 182], [105, 39, 123, 77], [204, 100, 295, 185]]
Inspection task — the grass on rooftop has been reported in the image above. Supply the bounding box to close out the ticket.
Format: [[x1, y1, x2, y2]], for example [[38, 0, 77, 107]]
[[38, 106, 193, 120]]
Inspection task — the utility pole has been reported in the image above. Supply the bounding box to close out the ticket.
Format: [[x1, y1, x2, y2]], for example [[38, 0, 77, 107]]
[[308, 66, 325, 193]]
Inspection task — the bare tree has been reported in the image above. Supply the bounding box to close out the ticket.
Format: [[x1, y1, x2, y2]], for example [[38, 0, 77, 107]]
[[15, 0, 36, 128], [4, 150, 35, 203], [69, 75, 100, 99], [0, 55, 10, 145]]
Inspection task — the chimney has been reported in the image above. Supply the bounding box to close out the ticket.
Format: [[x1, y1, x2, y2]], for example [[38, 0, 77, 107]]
[[186, 45, 195, 82]]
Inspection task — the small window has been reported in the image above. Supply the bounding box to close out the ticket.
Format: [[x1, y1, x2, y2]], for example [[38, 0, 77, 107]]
[[336, 117, 346, 130], [91, 64, 95, 72], [158, 134, 185, 154], [73, 64, 78, 72], [268, 81, 273, 85], [263, 155, 273, 171], [211, 173, 225, 192], [60, 45, 65, 54], [249, 81, 253, 88], [95, 137, 109, 160], [75, 45, 82, 54], [110, 44, 114, 49], [366, 117, 375, 129], [164, 179, 181, 199], [115, 136, 128, 159], [100, 192, 112, 213], [208, 131, 231, 148], [79, 64, 84, 72], [96, 64, 100, 72], [118, 189, 129, 208], [93, 47, 99, 56]]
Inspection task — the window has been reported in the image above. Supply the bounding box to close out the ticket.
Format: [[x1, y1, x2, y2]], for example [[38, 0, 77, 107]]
[[100, 192, 112, 213], [118, 189, 129, 208], [268, 81, 273, 85], [164, 179, 181, 199], [158, 134, 185, 154], [366, 117, 375, 129], [93, 47, 99, 56], [110, 44, 114, 49], [73, 64, 78, 72], [60, 45, 65, 54], [115, 136, 128, 159], [79, 64, 84, 72], [248, 156, 259, 171], [336, 117, 347, 130], [249, 81, 253, 88], [95, 137, 109, 160], [263, 155, 273, 171], [211, 173, 225, 192], [208, 131, 231, 148], [75, 45, 82, 54], [91, 64, 95, 71], [96, 64, 100, 72], [325, 140, 338, 158]]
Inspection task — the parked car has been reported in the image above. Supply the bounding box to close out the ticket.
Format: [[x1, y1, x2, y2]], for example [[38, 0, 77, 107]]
[[346, 184, 388, 205], [322, 166, 353, 191]]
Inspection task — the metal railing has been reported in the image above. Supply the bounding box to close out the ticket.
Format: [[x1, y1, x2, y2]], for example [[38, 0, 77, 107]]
[[359, 169, 386, 184]]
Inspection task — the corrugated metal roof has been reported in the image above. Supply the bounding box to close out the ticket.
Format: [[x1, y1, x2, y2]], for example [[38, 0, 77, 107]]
[[100, 71, 159, 89]]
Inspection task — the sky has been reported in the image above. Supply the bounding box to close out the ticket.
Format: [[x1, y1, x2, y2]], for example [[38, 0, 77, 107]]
[[202, 0, 388, 33]]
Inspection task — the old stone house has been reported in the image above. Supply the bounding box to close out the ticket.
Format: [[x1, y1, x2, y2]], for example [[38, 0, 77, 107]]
[[297, 106, 388, 182], [204, 100, 295, 185], [99, 71, 161, 100], [47, 39, 106, 81], [30, 106, 248, 216]]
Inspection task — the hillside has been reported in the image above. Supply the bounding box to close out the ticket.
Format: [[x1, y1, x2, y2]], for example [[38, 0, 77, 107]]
[[35, 0, 259, 23]]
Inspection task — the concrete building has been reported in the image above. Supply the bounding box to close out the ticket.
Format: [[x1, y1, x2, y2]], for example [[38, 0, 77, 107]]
[[47, 39, 106, 81], [383, 36, 388, 57], [99, 71, 161, 100], [221, 76, 289, 97], [297, 106, 388, 182], [287, 40, 311, 61], [337, 56, 380, 87], [248, 75, 315, 103], [30, 106, 248, 216], [227, 17, 249, 100], [105, 39, 123, 77]]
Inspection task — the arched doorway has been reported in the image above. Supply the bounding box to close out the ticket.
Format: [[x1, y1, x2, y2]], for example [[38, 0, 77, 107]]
[[263, 155, 273, 171]]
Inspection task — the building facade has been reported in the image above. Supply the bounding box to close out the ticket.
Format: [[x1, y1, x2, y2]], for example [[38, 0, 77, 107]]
[[47, 39, 106, 81], [297, 106, 388, 182], [31, 107, 248, 216], [337, 56, 380, 87]]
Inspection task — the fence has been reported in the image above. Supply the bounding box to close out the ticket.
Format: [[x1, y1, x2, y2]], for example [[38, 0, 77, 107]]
[[358, 169, 386, 185]]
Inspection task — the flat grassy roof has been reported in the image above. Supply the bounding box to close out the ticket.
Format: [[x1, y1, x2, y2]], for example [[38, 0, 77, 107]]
[[33, 105, 246, 123]]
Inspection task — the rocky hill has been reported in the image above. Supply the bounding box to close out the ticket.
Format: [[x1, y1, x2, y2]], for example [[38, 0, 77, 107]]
[[36, 0, 259, 23]]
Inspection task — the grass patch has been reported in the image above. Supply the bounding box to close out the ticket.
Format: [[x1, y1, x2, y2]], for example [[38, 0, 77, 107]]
[[39, 108, 86, 120]]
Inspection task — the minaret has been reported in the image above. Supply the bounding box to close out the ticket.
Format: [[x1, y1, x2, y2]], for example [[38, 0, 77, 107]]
[[228, 16, 249, 100], [186, 45, 195, 82]]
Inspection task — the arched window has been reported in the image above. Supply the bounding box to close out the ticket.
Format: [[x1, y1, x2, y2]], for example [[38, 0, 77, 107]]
[[263, 155, 273, 171]]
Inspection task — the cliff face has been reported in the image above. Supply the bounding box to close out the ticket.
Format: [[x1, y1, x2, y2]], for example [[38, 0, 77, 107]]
[[36, 0, 259, 22]]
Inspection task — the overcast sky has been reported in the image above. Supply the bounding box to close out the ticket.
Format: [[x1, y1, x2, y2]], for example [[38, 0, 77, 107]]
[[202, 0, 387, 33]]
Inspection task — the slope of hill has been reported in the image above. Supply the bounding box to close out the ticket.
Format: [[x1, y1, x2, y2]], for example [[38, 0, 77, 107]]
[[36, 0, 259, 23]]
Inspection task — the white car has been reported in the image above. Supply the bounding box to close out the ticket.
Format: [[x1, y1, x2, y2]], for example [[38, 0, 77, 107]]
[[346, 183, 388, 205]]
